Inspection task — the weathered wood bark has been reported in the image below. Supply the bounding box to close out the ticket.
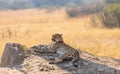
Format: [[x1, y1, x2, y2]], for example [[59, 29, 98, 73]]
[[0, 43, 25, 67]]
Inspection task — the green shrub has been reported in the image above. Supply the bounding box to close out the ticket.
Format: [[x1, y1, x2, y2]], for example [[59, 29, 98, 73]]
[[66, 2, 105, 18], [98, 3, 120, 28], [66, 7, 81, 18]]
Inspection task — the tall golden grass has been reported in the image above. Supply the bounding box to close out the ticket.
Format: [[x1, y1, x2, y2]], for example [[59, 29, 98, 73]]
[[0, 9, 120, 58]]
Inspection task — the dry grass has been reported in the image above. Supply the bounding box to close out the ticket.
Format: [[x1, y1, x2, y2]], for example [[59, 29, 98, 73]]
[[0, 9, 120, 58]]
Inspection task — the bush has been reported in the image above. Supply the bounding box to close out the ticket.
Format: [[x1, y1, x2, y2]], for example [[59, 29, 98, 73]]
[[98, 3, 120, 28], [66, 7, 81, 18], [66, 2, 105, 18]]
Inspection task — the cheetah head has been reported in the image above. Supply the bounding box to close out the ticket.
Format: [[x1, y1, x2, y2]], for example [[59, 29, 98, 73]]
[[52, 33, 63, 42]]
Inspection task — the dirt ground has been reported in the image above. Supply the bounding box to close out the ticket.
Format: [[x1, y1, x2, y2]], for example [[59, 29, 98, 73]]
[[0, 51, 120, 74]]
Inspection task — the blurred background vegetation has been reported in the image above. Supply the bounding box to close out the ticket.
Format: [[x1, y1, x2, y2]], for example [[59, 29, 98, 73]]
[[0, 0, 120, 58], [98, 3, 120, 28], [0, 0, 119, 10], [0, 0, 119, 26]]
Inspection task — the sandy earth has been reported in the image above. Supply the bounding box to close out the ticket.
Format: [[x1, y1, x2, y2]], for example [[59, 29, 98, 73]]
[[0, 51, 120, 74]]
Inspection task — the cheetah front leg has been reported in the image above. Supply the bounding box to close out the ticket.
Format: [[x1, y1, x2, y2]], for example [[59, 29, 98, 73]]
[[49, 54, 63, 64], [69, 60, 78, 67], [70, 57, 83, 68]]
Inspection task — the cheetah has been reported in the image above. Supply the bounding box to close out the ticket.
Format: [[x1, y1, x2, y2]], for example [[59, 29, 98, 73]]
[[30, 45, 54, 53], [50, 33, 80, 67]]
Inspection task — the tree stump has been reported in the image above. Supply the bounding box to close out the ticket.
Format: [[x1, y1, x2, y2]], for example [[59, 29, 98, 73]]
[[0, 43, 25, 67]]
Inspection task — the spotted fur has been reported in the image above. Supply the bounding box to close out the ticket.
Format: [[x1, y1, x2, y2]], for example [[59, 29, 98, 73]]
[[50, 33, 80, 67]]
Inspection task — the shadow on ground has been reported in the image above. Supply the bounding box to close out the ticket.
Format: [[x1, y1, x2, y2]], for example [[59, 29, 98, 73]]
[[23, 50, 120, 74]]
